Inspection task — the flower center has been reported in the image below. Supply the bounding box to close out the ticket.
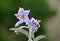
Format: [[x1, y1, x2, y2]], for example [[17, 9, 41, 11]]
[[20, 14, 24, 18]]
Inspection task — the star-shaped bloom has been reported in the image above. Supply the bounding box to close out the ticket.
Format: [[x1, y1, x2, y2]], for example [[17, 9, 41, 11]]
[[14, 7, 30, 27], [30, 18, 41, 29]]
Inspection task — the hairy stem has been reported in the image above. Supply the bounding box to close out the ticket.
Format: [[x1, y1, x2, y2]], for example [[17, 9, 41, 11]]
[[28, 26, 33, 41]]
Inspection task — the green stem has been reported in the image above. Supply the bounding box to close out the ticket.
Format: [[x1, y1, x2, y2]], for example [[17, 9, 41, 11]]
[[32, 31, 34, 41], [28, 26, 33, 41]]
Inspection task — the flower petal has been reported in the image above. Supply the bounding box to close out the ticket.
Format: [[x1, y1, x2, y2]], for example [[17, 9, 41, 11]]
[[18, 7, 24, 14], [14, 14, 20, 19], [24, 17, 30, 23], [24, 10, 30, 16]]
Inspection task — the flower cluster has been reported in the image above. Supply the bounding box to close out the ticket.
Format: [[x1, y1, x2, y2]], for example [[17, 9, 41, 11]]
[[15, 7, 41, 30]]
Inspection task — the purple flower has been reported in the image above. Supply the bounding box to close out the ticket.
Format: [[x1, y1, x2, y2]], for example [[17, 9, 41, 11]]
[[15, 7, 30, 27], [30, 18, 40, 29]]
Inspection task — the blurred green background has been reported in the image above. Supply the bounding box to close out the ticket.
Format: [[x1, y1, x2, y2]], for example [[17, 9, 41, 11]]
[[0, 0, 55, 41]]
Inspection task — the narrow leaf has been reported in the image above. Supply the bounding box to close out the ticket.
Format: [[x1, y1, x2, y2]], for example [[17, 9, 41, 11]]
[[17, 29, 29, 38], [19, 26, 29, 29], [9, 28, 29, 38], [34, 35, 46, 41], [9, 28, 17, 31]]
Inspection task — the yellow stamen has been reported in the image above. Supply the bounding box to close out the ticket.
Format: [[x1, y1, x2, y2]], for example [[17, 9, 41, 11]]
[[20, 14, 24, 18]]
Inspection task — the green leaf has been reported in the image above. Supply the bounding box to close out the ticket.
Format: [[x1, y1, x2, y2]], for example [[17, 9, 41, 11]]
[[34, 35, 46, 41], [19, 26, 29, 29], [17, 29, 29, 38], [9, 28, 17, 31], [9, 28, 29, 38]]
